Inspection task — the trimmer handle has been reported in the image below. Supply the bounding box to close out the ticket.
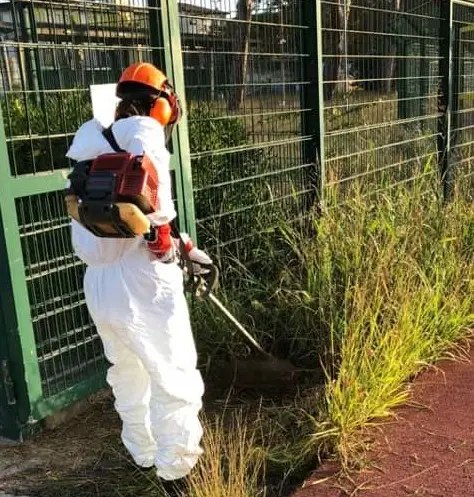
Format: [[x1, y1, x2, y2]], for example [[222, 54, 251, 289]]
[[184, 263, 219, 300]]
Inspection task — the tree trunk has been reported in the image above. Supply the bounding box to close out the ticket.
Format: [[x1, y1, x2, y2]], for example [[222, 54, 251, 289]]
[[228, 0, 254, 111], [323, 2, 340, 101], [324, 0, 351, 100], [386, 0, 402, 93], [337, 0, 351, 94]]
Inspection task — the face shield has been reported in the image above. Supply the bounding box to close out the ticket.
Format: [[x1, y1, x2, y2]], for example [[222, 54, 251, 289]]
[[162, 83, 182, 147]]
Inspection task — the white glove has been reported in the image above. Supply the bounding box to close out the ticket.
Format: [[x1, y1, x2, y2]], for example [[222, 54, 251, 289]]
[[172, 233, 213, 274]]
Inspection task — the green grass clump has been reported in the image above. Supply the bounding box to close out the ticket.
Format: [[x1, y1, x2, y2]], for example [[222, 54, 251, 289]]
[[274, 180, 474, 467], [182, 411, 268, 497]]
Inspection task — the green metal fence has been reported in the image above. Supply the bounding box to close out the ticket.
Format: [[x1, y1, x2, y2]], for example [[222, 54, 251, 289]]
[[180, 0, 316, 261], [321, 0, 444, 201], [1, 0, 474, 441]]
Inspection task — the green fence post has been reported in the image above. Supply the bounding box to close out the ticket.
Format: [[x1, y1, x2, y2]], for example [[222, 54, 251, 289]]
[[0, 216, 22, 441], [0, 109, 42, 439], [301, 0, 326, 210], [159, 0, 197, 241], [438, 0, 455, 202]]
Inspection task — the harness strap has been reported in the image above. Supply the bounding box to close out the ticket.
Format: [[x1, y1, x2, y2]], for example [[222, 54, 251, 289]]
[[102, 126, 125, 153]]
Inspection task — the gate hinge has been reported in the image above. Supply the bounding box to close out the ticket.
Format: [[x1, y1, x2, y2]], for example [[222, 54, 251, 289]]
[[1, 360, 17, 406]]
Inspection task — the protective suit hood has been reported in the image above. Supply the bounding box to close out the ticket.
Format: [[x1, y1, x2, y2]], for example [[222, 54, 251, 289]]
[[66, 118, 108, 162], [66, 116, 169, 163]]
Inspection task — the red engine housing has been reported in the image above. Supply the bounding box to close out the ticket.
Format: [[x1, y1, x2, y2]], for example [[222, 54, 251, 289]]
[[89, 152, 159, 214]]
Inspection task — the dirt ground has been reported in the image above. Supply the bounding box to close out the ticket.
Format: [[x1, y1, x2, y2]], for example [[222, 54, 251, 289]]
[[0, 386, 221, 497], [291, 345, 474, 497], [0, 390, 137, 497]]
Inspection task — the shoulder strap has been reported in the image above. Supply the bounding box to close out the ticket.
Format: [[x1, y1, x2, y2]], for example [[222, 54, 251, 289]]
[[102, 126, 125, 153]]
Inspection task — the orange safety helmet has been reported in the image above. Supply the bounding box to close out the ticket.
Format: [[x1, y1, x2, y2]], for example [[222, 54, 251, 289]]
[[116, 62, 181, 127]]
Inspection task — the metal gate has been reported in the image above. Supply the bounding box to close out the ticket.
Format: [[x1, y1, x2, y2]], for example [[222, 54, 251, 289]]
[[0, 0, 194, 441]]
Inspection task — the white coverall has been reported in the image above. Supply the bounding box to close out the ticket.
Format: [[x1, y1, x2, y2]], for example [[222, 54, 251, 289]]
[[66, 116, 204, 480]]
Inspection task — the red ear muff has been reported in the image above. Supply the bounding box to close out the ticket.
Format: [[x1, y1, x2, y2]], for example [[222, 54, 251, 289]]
[[150, 97, 172, 126]]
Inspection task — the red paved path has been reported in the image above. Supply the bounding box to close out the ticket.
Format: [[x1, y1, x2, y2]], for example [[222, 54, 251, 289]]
[[292, 347, 474, 497]]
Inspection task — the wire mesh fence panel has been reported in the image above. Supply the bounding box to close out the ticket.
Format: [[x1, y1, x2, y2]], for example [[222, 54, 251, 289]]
[[179, 0, 312, 262], [321, 0, 444, 202], [453, 2, 474, 201], [0, 0, 166, 412]]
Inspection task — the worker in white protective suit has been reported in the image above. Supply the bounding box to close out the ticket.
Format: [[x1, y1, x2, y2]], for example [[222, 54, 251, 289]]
[[65, 63, 211, 480]]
